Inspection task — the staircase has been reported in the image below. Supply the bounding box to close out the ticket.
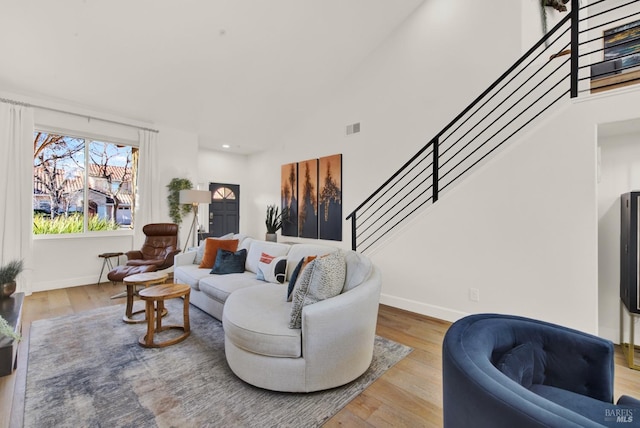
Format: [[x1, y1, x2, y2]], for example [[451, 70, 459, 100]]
[[347, 0, 640, 253]]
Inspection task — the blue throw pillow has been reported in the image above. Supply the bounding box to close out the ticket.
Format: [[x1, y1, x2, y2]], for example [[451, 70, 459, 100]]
[[287, 258, 305, 301], [211, 248, 247, 275], [495, 342, 534, 388]]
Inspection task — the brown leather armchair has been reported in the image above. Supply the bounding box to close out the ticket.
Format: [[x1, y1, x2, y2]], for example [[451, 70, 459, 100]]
[[125, 223, 180, 270]]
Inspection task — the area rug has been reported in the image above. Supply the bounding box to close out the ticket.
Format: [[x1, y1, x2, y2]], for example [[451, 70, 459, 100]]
[[24, 299, 412, 428]]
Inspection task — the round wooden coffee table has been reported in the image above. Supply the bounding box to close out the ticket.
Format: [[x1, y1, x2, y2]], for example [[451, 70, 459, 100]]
[[122, 272, 169, 324], [138, 283, 191, 348]]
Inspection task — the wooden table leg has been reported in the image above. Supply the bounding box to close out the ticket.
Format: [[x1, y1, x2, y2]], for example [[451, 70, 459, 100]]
[[145, 299, 156, 347], [183, 292, 190, 334], [125, 284, 134, 319], [156, 300, 164, 332]]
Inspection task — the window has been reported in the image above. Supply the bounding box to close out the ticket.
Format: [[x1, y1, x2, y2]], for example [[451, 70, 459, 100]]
[[33, 131, 138, 235], [212, 186, 236, 200]]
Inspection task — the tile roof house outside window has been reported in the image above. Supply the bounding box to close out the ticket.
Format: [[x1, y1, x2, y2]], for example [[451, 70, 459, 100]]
[[33, 132, 136, 234]]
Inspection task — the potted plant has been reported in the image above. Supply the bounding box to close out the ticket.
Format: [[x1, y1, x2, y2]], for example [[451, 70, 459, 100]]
[[265, 205, 289, 242], [167, 178, 193, 225], [0, 315, 20, 341], [0, 259, 23, 299], [540, 0, 570, 37]]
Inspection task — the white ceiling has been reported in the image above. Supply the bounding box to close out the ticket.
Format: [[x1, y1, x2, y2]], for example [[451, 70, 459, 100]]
[[0, 0, 424, 154]]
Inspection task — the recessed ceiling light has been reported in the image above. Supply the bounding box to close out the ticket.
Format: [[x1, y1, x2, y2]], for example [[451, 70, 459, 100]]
[[222, 144, 230, 149]]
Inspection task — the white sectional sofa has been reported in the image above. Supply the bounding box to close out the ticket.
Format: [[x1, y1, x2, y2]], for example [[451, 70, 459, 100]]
[[173, 235, 382, 392]]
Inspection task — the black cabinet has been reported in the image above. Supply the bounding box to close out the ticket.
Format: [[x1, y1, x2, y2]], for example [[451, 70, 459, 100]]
[[621, 192, 640, 314], [0, 292, 23, 376]]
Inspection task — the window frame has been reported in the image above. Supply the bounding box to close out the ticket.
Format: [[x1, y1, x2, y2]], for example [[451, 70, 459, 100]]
[[33, 125, 139, 239]]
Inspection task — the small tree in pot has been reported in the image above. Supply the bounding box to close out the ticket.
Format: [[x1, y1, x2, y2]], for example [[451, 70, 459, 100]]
[[0, 259, 23, 299], [265, 205, 289, 242]]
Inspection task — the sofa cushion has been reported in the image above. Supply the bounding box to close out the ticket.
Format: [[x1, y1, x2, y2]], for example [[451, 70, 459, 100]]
[[199, 272, 264, 304], [530, 384, 640, 427], [495, 343, 534, 388], [173, 264, 212, 291], [211, 249, 247, 275], [284, 244, 337, 281], [223, 283, 301, 358], [343, 250, 373, 292], [245, 241, 290, 274], [194, 233, 234, 265], [289, 252, 346, 329], [199, 238, 239, 268]]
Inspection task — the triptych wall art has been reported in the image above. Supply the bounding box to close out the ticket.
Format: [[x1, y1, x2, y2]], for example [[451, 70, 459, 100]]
[[281, 154, 342, 241]]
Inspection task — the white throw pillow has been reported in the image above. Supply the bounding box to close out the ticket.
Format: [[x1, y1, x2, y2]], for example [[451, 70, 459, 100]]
[[256, 255, 288, 284]]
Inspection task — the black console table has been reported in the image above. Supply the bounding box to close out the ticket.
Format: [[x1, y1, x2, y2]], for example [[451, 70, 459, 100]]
[[0, 292, 24, 377]]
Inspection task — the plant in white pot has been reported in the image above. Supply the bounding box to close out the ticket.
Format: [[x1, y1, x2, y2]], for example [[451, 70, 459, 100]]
[[265, 205, 289, 242], [0, 259, 23, 299]]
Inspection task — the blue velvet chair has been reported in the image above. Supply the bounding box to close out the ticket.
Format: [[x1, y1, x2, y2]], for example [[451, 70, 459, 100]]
[[442, 314, 640, 428]]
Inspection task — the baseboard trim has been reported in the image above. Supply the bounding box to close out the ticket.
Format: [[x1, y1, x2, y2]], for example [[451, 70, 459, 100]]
[[379, 293, 468, 323], [32, 275, 100, 293]]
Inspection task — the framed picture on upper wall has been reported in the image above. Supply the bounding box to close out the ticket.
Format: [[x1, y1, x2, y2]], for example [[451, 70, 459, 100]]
[[298, 158, 318, 239], [604, 19, 640, 69], [281, 162, 298, 237], [319, 154, 342, 241]]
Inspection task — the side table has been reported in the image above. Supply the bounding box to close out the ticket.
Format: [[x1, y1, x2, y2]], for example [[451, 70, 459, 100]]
[[138, 283, 190, 348], [98, 252, 123, 285], [122, 272, 169, 324], [0, 292, 24, 377]]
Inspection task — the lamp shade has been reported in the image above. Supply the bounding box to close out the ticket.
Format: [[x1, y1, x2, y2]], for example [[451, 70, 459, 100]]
[[179, 189, 211, 205]]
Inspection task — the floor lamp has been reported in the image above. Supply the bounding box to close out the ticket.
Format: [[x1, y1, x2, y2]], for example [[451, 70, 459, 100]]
[[179, 189, 211, 252]]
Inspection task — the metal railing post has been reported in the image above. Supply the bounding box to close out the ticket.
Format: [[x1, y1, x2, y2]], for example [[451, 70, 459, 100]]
[[432, 137, 439, 203], [350, 213, 357, 251], [570, 0, 579, 98]]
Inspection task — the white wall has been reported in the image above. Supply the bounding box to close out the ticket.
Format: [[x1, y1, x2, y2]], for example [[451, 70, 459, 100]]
[[373, 87, 640, 335], [240, 0, 640, 336], [196, 148, 250, 234], [244, 0, 524, 245], [597, 119, 640, 341]]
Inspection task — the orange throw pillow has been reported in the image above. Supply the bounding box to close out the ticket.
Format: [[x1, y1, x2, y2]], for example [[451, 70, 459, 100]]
[[199, 239, 239, 269]]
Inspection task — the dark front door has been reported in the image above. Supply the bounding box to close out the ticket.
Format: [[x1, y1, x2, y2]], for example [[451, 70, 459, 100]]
[[209, 183, 240, 236]]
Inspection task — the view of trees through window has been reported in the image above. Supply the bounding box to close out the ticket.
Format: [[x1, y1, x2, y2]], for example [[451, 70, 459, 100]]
[[33, 131, 137, 234]]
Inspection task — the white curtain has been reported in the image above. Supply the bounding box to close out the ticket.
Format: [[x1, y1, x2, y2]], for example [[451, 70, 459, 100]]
[[0, 102, 34, 293], [133, 129, 161, 248]]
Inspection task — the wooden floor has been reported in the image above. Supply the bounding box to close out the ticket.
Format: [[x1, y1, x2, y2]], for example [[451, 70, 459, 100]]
[[2, 284, 640, 428]]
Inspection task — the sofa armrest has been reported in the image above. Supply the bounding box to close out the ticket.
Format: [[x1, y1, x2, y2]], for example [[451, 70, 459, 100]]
[[175, 250, 197, 266], [539, 327, 614, 403], [301, 267, 382, 387]]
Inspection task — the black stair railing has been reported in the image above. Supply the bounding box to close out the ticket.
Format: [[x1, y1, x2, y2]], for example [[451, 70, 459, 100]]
[[347, 0, 640, 252]]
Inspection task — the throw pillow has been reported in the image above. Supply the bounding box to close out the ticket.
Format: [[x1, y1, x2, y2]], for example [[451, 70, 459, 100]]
[[270, 258, 288, 284], [211, 248, 247, 275], [495, 342, 534, 388], [194, 233, 234, 265], [286, 256, 317, 302], [289, 252, 346, 329], [256, 252, 275, 281], [199, 238, 239, 269], [256, 253, 288, 284]]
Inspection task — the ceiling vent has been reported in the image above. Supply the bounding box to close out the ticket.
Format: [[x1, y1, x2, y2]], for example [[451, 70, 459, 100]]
[[346, 122, 361, 135]]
